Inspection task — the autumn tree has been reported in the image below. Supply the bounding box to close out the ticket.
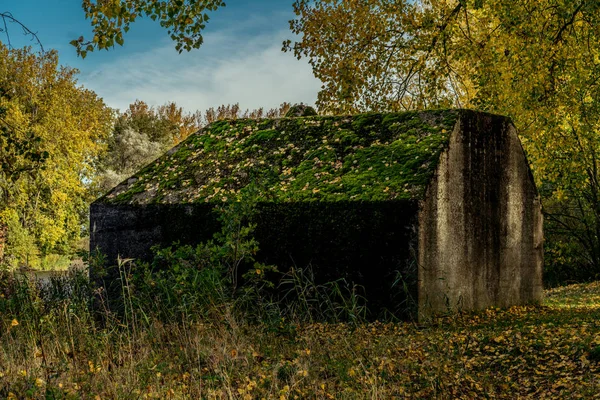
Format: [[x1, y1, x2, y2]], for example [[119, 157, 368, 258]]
[[285, 0, 600, 282], [156, 102, 201, 144], [97, 100, 195, 193], [0, 107, 48, 262], [0, 45, 113, 267], [202, 102, 291, 124], [114, 100, 199, 146]]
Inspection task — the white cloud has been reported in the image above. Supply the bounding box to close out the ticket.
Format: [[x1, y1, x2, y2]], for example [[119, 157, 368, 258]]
[[79, 27, 322, 114]]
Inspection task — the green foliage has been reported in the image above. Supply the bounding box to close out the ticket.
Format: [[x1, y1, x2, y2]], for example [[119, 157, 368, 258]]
[[0, 90, 48, 241], [74, 0, 226, 56], [543, 233, 595, 287], [0, 268, 92, 327], [38, 254, 71, 271], [131, 252, 231, 321], [2, 210, 39, 268], [0, 108, 48, 203], [110, 186, 279, 322], [389, 250, 418, 318]]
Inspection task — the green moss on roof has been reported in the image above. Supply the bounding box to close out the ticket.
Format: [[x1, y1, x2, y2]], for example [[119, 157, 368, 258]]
[[98, 110, 461, 205]]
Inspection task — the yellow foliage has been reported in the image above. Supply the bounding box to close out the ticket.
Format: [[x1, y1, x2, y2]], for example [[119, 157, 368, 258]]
[[287, 0, 600, 200], [0, 44, 113, 261]]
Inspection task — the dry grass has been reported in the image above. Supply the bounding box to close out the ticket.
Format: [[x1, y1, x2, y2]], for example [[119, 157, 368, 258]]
[[1, 275, 600, 399]]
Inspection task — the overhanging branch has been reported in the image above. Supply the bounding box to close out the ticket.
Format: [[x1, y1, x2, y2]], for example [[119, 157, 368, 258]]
[[0, 12, 44, 52]]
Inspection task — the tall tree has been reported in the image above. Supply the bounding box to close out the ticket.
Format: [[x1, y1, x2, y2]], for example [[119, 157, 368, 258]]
[[0, 45, 113, 267], [285, 0, 600, 281], [0, 106, 48, 262]]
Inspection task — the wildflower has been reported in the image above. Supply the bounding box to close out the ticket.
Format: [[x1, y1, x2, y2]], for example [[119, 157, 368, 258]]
[[11, 319, 18, 327]]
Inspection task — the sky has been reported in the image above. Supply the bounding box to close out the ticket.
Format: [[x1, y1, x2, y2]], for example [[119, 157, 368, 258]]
[[2, 0, 322, 114]]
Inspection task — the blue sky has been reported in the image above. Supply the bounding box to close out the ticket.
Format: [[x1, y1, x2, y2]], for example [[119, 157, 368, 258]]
[[2, 0, 321, 113]]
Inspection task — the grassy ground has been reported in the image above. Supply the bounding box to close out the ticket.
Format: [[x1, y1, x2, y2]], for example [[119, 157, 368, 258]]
[[1, 280, 600, 399]]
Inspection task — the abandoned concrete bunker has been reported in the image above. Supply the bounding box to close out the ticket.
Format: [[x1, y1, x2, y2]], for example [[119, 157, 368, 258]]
[[90, 109, 543, 318]]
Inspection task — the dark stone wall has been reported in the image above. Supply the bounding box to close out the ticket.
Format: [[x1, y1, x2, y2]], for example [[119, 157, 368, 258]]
[[90, 203, 219, 266], [252, 201, 420, 314], [90, 200, 420, 317], [418, 111, 543, 318]]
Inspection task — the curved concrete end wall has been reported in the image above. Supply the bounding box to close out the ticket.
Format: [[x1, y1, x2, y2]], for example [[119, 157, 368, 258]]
[[418, 111, 543, 318]]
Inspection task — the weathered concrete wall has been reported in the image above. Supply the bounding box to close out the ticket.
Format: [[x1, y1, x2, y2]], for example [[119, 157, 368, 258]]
[[418, 111, 543, 318]]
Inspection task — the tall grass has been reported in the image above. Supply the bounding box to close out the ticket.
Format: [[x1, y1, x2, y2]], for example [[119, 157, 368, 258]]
[[279, 265, 367, 324], [0, 244, 372, 399], [6, 197, 598, 398], [3, 268, 600, 398], [0, 194, 377, 398]]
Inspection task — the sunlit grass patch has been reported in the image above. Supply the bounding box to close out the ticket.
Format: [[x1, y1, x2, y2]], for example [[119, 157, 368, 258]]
[[544, 281, 600, 309]]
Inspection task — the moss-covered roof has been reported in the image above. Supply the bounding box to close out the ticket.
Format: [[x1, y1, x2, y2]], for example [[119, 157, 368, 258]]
[[97, 110, 461, 205]]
